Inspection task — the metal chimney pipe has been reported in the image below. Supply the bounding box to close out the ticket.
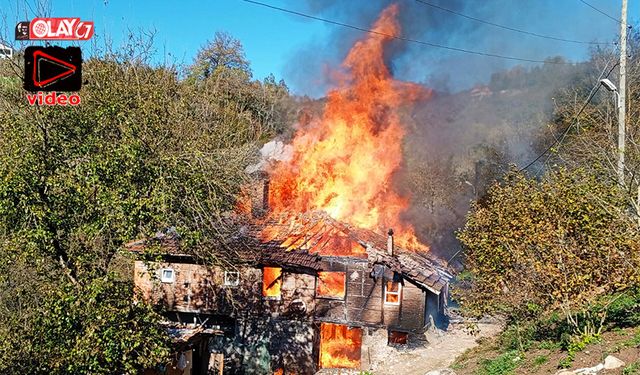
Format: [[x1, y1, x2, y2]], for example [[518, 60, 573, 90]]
[[387, 228, 394, 256]]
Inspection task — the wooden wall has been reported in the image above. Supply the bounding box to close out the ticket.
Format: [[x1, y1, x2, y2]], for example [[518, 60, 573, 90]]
[[395, 280, 427, 331], [133, 260, 262, 315], [312, 258, 429, 333], [134, 258, 434, 332]]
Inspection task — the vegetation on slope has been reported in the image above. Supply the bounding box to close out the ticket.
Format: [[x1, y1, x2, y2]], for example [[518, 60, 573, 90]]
[[0, 32, 291, 373], [454, 30, 640, 372]]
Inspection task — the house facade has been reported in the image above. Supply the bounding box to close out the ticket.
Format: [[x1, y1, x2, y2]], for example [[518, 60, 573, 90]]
[[131, 211, 451, 374]]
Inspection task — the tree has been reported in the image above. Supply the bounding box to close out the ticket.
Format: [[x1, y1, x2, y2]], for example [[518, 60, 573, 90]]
[[456, 167, 640, 333], [0, 31, 293, 372], [188, 31, 251, 81], [9, 277, 170, 374]]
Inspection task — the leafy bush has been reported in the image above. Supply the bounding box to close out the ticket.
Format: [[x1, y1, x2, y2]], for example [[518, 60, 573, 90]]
[[457, 168, 640, 336], [499, 322, 536, 352], [623, 361, 640, 375], [533, 355, 549, 366], [478, 350, 521, 375], [600, 289, 640, 328]]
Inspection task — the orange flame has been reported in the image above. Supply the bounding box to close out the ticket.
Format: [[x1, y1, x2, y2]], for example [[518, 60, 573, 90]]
[[262, 267, 282, 298], [319, 323, 362, 369], [267, 4, 430, 251], [317, 272, 346, 298]]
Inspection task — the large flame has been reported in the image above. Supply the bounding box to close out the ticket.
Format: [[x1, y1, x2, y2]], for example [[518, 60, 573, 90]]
[[262, 267, 282, 298], [318, 323, 362, 369], [316, 272, 346, 299], [268, 4, 430, 250]]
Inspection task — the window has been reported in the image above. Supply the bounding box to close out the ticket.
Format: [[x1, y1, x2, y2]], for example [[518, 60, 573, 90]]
[[160, 268, 175, 283], [262, 267, 282, 299], [224, 271, 240, 287], [384, 281, 401, 305], [318, 323, 362, 369], [388, 330, 408, 345], [316, 272, 346, 299]]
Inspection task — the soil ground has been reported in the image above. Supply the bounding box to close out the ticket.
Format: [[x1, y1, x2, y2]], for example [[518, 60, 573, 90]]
[[452, 326, 640, 375], [370, 322, 502, 375]]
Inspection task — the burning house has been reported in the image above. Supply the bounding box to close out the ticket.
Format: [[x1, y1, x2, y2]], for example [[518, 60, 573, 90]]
[[132, 4, 453, 374], [131, 208, 451, 374]]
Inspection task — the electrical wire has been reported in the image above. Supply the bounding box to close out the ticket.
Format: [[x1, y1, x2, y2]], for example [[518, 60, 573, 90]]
[[578, 0, 621, 24], [240, 0, 575, 65], [413, 0, 613, 45], [519, 60, 620, 172]]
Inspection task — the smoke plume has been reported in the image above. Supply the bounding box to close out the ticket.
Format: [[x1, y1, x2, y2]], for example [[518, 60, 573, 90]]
[[281, 0, 619, 259]]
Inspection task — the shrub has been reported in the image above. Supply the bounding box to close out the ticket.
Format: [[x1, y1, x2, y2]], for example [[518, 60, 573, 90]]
[[479, 350, 521, 375]]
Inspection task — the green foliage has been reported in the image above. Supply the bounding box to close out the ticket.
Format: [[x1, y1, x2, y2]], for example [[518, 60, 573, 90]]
[[477, 350, 521, 375], [456, 167, 640, 328], [598, 288, 640, 328], [0, 31, 293, 373], [536, 340, 562, 351], [623, 361, 640, 375], [532, 355, 549, 367], [499, 323, 536, 352], [27, 276, 168, 374], [556, 332, 600, 368]]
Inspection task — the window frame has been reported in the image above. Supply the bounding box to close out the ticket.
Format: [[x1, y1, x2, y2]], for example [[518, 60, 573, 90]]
[[224, 271, 240, 287], [160, 268, 175, 283], [383, 280, 402, 305], [316, 271, 347, 300], [262, 267, 282, 300]]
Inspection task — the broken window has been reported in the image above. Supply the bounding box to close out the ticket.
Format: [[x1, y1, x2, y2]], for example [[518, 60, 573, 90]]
[[224, 271, 240, 287], [316, 272, 346, 299], [384, 281, 401, 305], [262, 267, 282, 299], [318, 323, 362, 369], [388, 330, 408, 345]]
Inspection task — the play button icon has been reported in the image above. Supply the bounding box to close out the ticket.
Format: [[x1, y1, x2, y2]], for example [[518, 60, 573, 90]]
[[24, 46, 82, 92]]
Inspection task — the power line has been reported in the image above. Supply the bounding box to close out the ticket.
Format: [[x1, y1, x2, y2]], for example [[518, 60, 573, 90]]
[[519, 61, 619, 172], [578, 0, 621, 24], [413, 0, 612, 45], [240, 0, 575, 65]]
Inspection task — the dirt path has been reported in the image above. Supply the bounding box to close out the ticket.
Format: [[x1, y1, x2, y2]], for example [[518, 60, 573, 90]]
[[370, 323, 502, 375]]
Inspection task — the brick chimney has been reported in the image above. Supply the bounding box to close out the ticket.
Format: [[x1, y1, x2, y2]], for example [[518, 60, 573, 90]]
[[249, 171, 270, 218], [387, 228, 394, 256]]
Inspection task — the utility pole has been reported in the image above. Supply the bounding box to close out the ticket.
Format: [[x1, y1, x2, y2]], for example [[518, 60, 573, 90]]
[[618, 0, 627, 186]]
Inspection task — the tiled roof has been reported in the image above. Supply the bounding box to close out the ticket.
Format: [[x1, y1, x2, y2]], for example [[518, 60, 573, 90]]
[[127, 213, 452, 293], [237, 211, 452, 293], [125, 228, 185, 256]]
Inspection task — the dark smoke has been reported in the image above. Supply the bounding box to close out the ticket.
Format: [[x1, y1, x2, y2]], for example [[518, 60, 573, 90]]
[[284, 0, 617, 95], [282, 0, 619, 260]]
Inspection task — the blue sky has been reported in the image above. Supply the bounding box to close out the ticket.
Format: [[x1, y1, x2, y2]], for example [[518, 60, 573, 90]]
[[3, 0, 637, 95], [5, 0, 330, 86]]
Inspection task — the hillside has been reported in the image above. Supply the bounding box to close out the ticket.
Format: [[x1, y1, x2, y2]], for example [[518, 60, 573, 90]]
[[452, 327, 640, 375]]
